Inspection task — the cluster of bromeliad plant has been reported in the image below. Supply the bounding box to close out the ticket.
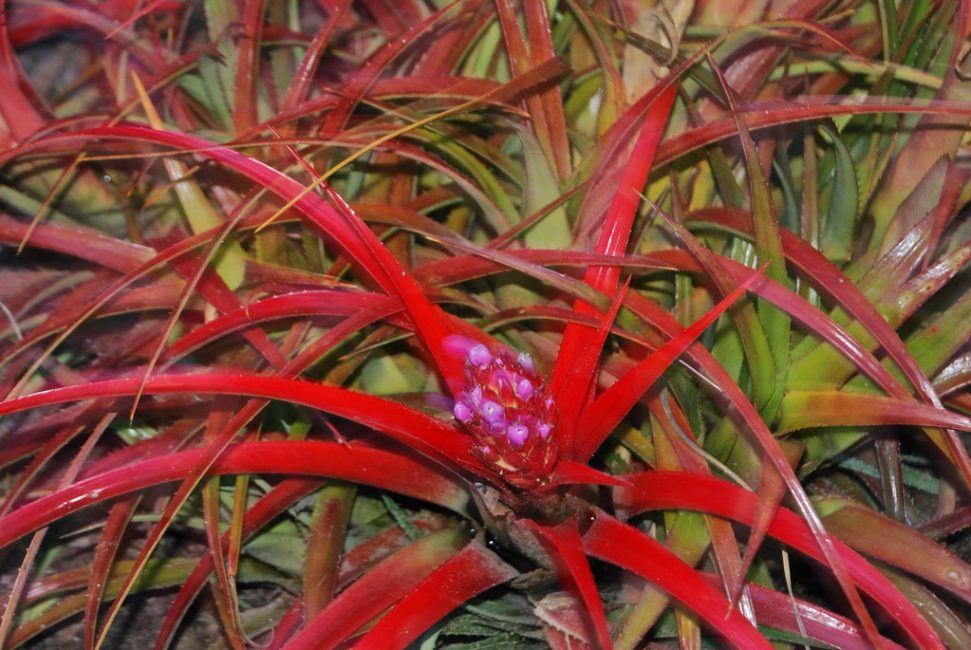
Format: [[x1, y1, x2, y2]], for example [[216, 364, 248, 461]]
[[1, 0, 971, 647]]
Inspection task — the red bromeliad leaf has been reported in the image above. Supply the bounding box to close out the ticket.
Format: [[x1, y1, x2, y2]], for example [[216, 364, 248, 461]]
[[0, 421, 85, 515], [265, 599, 303, 650], [664, 209, 777, 418], [494, 0, 547, 163], [317, 0, 465, 137], [7, 294, 479, 647], [657, 98, 971, 168], [547, 459, 627, 488], [608, 294, 877, 641], [645, 390, 755, 623], [0, 412, 110, 646], [658, 212, 920, 609], [582, 512, 773, 649], [525, 520, 612, 649], [0, 441, 468, 550], [407, 239, 950, 417], [615, 471, 945, 649], [737, 458, 788, 606], [261, 512, 456, 648], [707, 60, 789, 405], [85, 496, 140, 650], [0, 373, 486, 476], [279, 0, 351, 112], [415, 248, 678, 285], [0, 0, 45, 143], [261, 74, 511, 132], [163, 290, 402, 360], [884, 568, 971, 649], [550, 86, 676, 452], [303, 484, 356, 620], [920, 164, 966, 272], [696, 575, 908, 650], [1, 219, 281, 397], [1, 125, 467, 383], [777, 391, 971, 434], [232, 0, 264, 132], [819, 500, 971, 603], [154, 478, 322, 650], [284, 528, 466, 650], [575, 264, 766, 462], [12, 1, 168, 70], [276, 133, 468, 388], [522, 0, 570, 180], [572, 65, 690, 242], [712, 253, 908, 398], [104, 0, 180, 38], [332, 515, 453, 591], [8, 559, 197, 648], [0, 213, 153, 272], [353, 542, 519, 650], [552, 281, 629, 459], [164, 250, 286, 369], [199, 414, 241, 647], [55, 418, 199, 482], [79, 280, 478, 645]]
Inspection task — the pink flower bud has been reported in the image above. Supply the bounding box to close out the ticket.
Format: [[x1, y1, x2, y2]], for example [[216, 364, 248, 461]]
[[468, 344, 493, 368], [515, 377, 534, 399], [480, 399, 505, 425], [517, 352, 534, 372], [507, 424, 529, 448], [453, 402, 472, 423]]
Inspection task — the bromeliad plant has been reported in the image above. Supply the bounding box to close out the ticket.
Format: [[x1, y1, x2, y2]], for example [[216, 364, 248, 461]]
[[1, 0, 971, 648]]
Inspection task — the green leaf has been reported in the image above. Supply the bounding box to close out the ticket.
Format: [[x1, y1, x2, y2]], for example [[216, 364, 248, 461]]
[[242, 515, 307, 577], [819, 125, 860, 263], [438, 593, 544, 645], [521, 130, 571, 248]]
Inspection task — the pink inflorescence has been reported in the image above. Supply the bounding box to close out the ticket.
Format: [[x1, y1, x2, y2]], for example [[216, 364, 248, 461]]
[[447, 337, 557, 487]]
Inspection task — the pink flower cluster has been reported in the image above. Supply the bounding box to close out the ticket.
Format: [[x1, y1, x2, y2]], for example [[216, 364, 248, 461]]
[[447, 337, 557, 487]]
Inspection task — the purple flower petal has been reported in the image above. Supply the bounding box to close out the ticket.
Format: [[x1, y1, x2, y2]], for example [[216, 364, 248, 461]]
[[507, 424, 529, 448], [453, 402, 472, 423], [480, 399, 505, 425], [488, 421, 506, 436], [516, 352, 534, 372], [442, 335, 478, 359], [515, 377, 534, 399], [537, 423, 552, 439], [468, 344, 493, 368]]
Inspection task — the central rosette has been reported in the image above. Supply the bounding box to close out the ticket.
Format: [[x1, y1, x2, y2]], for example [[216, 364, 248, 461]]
[[448, 338, 557, 488]]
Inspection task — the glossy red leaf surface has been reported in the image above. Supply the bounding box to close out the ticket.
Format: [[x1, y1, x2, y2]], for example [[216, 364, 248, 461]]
[[284, 528, 465, 650], [616, 471, 945, 648], [575, 264, 766, 462], [0, 373, 485, 475], [353, 542, 518, 650], [0, 441, 468, 549], [527, 520, 612, 649], [583, 512, 773, 649], [551, 86, 676, 452], [820, 501, 971, 603], [698, 575, 907, 650]]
